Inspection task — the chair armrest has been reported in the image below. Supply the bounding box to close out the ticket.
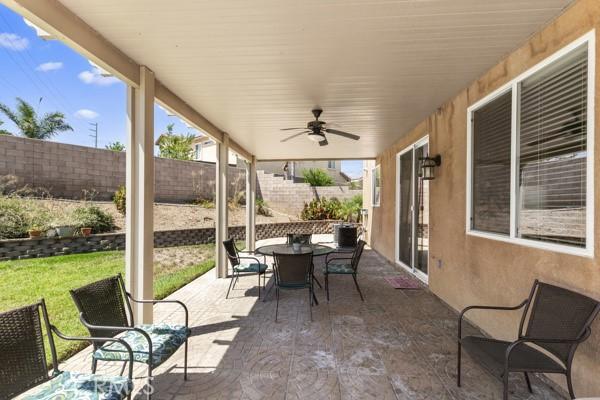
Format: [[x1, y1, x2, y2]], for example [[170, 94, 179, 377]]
[[458, 300, 528, 340], [78, 313, 153, 366], [238, 255, 264, 265], [126, 294, 189, 328], [504, 332, 591, 370], [325, 254, 353, 264], [51, 325, 134, 381]]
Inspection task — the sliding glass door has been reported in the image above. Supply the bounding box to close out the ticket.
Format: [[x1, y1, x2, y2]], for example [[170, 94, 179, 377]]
[[396, 138, 429, 281]]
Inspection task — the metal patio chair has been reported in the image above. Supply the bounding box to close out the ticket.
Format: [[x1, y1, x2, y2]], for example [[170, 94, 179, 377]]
[[273, 251, 315, 322], [223, 238, 268, 299], [323, 239, 366, 301], [457, 280, 600, 400], [70, 274, 189, 399], [0, 300, 134, 400]]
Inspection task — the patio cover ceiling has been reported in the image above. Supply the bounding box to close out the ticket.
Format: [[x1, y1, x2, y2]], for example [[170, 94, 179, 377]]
[[55, 0, 572, 160]]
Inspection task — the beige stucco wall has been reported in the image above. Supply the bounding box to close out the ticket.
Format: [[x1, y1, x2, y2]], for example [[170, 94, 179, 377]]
[[364, 0, 600, 396]]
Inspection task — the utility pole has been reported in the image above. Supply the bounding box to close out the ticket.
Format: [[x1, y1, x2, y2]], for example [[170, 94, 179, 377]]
[[89, 122, 98, 148]]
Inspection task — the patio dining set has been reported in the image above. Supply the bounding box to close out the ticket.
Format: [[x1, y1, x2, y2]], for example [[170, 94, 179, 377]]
[[1, 233, 599, 400]]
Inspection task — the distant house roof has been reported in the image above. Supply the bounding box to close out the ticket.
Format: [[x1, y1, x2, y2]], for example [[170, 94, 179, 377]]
[[339, 171, 352, 182]]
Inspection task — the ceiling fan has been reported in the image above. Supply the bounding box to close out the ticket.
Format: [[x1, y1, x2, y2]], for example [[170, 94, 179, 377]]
[[280, 108, 360, 146]]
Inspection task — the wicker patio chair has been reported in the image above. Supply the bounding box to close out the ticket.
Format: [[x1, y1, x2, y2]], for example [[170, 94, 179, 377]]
[[323, 239, 366, 301], [273, 251, 314, 322], [223, 238, 268, 299], [70, 274, 189, 399], [0, 299, 134, 400], [286, 233, 312, 245], [457, 280, 600, 400]]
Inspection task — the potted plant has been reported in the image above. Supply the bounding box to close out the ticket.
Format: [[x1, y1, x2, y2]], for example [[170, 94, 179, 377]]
[[28, 226, 43, 239], [292, 236, 302, 252], [50, 214, 78, 238], [80, 227, 92, 237]]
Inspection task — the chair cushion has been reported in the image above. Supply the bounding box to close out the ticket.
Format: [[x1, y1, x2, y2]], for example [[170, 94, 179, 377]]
[[461, 336, 566, 378], [21, 371, 132, 400], [234, 262, 268, 273], [324, 262, 354, 274], [93, 323, 190, 367]]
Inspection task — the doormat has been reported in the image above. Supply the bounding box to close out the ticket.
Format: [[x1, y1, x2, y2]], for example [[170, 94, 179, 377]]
[[384, 276, 422, 290]]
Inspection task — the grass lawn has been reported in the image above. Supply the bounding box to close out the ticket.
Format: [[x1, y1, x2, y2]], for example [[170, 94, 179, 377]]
[[0, 245, 216, 362]]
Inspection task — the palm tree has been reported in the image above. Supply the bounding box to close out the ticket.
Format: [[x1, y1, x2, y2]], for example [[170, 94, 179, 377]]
[[0, 97, 72, 139], [0, 120, 12, 136]]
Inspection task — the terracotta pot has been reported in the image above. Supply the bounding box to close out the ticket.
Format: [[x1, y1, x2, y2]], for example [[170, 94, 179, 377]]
[[81, 227, 92, 237], [28, 229, 42, 239]]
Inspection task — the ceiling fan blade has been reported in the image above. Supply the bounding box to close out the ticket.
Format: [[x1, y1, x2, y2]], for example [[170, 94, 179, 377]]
[[280, 127, 306, 131], [319, 137, 329, 146], [325, 128, 360, 140], [280, 131, 310, 143]]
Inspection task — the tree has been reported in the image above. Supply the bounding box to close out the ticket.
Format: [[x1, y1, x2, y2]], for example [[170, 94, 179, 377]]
[[106, 141, 125, 151], [0, 97, 72, 139], [302, 168, 334, 186], [156, 124, 195, 160], [0, 120, 12, 136]]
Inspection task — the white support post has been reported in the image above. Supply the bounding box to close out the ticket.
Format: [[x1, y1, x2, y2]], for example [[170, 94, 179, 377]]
[[215, 133, 229, 278], [245, 156, 257, 251], [125, 66, 155, 324]]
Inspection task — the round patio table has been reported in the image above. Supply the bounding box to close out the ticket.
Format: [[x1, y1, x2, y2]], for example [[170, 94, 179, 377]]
[[256, 243, 334, 304]]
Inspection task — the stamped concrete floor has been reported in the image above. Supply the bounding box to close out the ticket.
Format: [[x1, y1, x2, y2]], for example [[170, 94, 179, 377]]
[[59, 246, 567, 400]]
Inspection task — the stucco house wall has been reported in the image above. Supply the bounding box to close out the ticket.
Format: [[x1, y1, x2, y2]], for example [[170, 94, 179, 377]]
[[363, 0, 600, 396]]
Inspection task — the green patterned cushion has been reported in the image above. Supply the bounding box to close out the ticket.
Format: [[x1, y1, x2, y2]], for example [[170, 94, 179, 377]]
[[93, 323, 190, 367], [234, 262, 268, 273], [324, 263, 354, 274], [21, 371, 132, 400]]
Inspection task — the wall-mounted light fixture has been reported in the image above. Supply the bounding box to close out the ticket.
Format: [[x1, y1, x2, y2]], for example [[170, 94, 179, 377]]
[[419, 155, 442, 180]]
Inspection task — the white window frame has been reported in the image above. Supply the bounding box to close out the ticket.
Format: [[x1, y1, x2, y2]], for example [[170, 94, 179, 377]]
[[194, 143, 202, 160], [372, 164, 381, 207], [466, 30, 595, 258]]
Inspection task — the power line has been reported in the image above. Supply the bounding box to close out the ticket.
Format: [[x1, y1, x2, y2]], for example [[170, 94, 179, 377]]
[[89, 122, 98, 148]]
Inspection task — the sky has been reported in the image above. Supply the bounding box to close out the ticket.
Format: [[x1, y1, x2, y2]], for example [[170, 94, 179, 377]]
[[0, 4, 363, 178]]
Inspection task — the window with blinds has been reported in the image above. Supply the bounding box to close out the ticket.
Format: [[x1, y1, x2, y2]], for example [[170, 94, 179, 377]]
[[467, 36, 592, 255], [518, 45, 588, 247], [471, 91, 512, 234]]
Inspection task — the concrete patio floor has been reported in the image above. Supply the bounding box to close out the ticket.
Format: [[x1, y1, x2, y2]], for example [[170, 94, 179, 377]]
[[58, 239, 567, 400]]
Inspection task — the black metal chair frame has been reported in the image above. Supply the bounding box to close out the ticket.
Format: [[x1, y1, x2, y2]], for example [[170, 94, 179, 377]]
[[224, 238, 268, 299], [323, 239, 366, 302], [0, 299, 134, 400], [272, 251, 315, 322], [457, 279, 600, 400], [70, 274, 189, 399]]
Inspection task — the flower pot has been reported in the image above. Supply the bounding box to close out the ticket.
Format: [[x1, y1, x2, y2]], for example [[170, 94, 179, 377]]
[[28, 229, 42, 239], [81, 227, 92, 237], [292, 243, 301, 252], [56, 226, 77, 238], [46, 228, 57, 238]]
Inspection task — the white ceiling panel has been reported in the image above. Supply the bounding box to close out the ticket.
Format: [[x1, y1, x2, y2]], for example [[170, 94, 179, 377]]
[[58, 0, 573, 159]]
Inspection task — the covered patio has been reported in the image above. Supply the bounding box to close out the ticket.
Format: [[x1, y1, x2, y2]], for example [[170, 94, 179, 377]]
[[3, 0, 599, 399], [58, 238, 564, 399]]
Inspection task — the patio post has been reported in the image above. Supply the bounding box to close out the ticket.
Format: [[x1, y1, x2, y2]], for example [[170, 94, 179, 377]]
[[245, 155, 257, 251], [125, 66, 155, 324], [216, 133, 230, 278]]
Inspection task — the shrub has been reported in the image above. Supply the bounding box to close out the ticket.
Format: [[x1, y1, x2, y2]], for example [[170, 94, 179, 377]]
[[105, 141, 125, 151], [339, 194, 363, 222], [113, 186, 126, 215], [0, 196, 52, 238], [300, 197, 342, 220], [197, 198, 215, 209], [72, 206, 115, 233], [256, 198, 272, 216], [302, 168, 334, 186]]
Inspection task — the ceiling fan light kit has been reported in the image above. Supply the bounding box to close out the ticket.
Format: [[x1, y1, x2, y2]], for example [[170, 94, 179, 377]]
[[280, 108, 360, 146]]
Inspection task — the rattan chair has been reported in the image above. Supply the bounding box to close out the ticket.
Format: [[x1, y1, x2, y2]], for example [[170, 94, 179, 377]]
[[323, 239, 366, 301], [457, 280, 600, 400], [273, 252, 314, 321], [0, 300, 134, 400], [223, 238, 268, 299], [70, 274, 189, 399]]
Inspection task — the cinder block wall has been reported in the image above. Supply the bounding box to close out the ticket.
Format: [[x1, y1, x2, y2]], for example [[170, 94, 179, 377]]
[[256, 170, 362, 216], [0, 135, 246, 202]]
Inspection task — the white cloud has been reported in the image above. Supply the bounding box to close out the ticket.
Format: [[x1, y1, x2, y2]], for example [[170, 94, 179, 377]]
[[78, 68, 120, 86], [0, 33, 29, 51], [36, 61, 63, 72], [75, 109, 99, 119]]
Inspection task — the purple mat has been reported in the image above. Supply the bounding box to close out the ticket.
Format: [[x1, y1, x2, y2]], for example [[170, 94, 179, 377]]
[[384, 276, 422, 289]]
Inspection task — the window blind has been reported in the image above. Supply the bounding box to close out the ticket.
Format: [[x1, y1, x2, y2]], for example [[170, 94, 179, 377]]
[[471, 91, 512, 234], [518, 45, 587, 247]]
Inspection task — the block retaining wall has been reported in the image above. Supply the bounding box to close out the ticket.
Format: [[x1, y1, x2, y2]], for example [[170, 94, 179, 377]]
[[0, 220, 342, 261]]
